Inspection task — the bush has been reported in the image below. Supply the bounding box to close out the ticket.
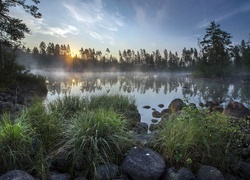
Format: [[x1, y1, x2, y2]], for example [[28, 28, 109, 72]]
[[153, 106, 245, 170]]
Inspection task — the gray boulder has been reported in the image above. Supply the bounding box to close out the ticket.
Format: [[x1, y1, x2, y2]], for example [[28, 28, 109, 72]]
[[0, 170, 35, 180], [96, 164, 118, 180], [121, 147, 166, 180], [132, 122, 148, 134], [163, 167, 196, 180], [197, 165, 224, 180], [50, 173, 71, 180]]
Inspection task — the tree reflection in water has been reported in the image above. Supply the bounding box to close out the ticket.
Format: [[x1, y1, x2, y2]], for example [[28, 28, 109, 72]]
[[45, 72, 250, 125]]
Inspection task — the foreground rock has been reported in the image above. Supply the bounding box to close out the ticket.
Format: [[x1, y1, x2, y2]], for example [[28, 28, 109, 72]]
[[197, 165, 224, 180], [0, 170, 35, 180], [121, 147, 166, 180], [163, 167, 196, 180]]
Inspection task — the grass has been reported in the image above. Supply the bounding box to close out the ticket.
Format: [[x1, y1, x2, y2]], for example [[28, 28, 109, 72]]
[[60, 109, 132, 178], [0, 94, 136, 179], [153, 106, 245, 170]]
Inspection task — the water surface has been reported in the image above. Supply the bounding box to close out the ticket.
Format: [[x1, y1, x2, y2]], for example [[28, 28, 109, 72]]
[[35, 71, 250, 126]]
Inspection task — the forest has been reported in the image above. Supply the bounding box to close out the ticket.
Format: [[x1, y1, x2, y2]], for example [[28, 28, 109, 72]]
[[16, 22, 250, 76]]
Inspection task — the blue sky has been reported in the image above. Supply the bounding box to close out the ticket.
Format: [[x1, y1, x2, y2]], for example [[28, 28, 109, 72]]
[[11, 0, 250, 57]]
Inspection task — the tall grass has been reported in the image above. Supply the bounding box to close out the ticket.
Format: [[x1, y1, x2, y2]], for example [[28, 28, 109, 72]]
[[88, 94, 136, 113], [60, 109, 132, 178], [0, 94, 136, 179], [0, 113, 41, 175], [21, 99, 63, 153], [153, 106, 244, 170]]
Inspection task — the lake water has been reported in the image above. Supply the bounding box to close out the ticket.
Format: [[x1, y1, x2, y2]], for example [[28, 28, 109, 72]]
[[33, 70, 250, 126]]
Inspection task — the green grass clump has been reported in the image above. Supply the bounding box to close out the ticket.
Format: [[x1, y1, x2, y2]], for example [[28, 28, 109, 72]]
[[61, 109, 132, 178], [0, 114, 40, 175], [47, 95, 89, 119], [21, 99, 63, 153], [89, 94, 137, 113], [153, 106, 244, 170]]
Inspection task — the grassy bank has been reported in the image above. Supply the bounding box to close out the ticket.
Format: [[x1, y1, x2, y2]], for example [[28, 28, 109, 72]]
[[0, 95, 247, 179]]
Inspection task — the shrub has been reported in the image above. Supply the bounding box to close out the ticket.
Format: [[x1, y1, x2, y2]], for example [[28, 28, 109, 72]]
[[60, 109, 132, 178], [153, 106, 245, 170]]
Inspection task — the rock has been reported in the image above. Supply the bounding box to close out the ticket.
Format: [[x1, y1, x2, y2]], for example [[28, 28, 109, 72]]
[[121, 147, 166, 180], [168, 98, 185, 113], [243, 134, 250, 147], [205, 101, 214, 111], [199, 102, 204, 107], [96, 164, 118, 180], [48, 156, 69, 173], [133, 134, 155, 147], [143, 105, 151, 109], [50, 173, 71, 180], [163, 167, 196, 180], [132, 122, 148, 134], [212, 106, 224, 113], [0, 100, 15, 113], [233, 161, 250, 179], [197, 165, 224, 180], [152, 110, 161, 118], [126, 111, 141, 123], [161, 108, 170, 115], [222, 101, 250, 119], [158, 104, 164, 108], [149, 123, 159, 132], [0, 170, 35, 180], [151, 119, 158, 123]]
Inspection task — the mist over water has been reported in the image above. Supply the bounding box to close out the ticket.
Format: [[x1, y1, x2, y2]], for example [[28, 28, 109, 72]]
[[32, 70, 250, 126]]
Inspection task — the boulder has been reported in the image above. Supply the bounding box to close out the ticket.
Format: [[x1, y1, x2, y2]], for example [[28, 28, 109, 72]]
[[243, 134, 250, 147], [50, 173, 71, 180], [133, 133, 155, 147], [132, 122, 148, 134], [121, 147, 166, 180], [149, 123, 159, 132], [96, 164, 118, 180], [163, 167, 196, 180], [158, 104, 164, 108], [197, 165, 224, 180], [168, 99, 185, 113], [143, 105, 151, 109], [222, 101, 250, 119], [0, 170, 35, 180], [233, 161, 250, 179], [152, 110, 161, 118]]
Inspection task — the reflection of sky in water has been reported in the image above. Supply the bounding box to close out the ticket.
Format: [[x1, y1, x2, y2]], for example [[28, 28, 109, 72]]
[[41, 71, 250, 126]]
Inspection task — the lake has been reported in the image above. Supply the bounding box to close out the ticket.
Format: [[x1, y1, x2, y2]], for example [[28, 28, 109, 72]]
[[32, 70, 250, 126]]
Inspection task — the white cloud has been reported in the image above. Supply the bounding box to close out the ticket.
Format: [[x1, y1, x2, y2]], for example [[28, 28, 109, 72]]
[[197, 2, 250, 29], [48, 25, 80, 37], [63, 0, 124, 45]]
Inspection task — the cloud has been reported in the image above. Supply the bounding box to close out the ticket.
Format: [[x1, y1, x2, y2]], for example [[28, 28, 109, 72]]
[[132, 1, 168, 29], [63, 0, 124, 46], [47, 25, 80, 37], [197, 2, 250, 29]]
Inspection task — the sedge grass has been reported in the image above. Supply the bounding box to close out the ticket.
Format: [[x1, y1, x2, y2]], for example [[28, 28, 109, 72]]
[[153, 106, 244, 170], [0, 113, 35, 174], [60, 109, 132, 179]]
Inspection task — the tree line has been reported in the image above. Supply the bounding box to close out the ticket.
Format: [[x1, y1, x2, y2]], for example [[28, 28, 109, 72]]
[[19, 23, 250, 75]]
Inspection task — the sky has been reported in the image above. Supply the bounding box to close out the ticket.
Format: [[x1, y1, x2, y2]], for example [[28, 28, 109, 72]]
[[10, 0, 250, 57]]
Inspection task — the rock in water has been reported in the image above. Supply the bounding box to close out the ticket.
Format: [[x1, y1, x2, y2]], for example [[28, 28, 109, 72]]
[[222, 101, 250, 119], [168, 98, 185, 113]]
